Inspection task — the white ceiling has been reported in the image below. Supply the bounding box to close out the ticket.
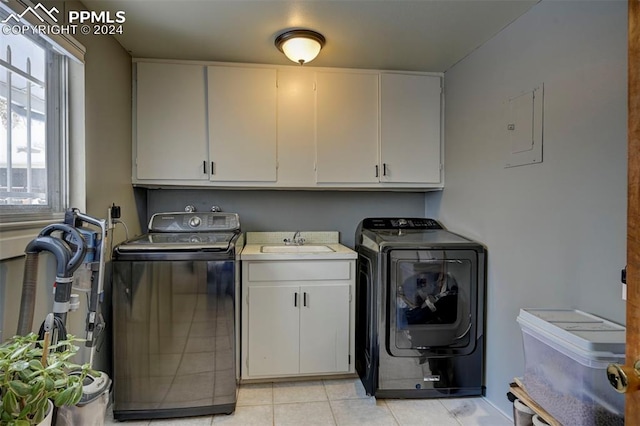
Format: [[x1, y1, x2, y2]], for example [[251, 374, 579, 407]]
[[82, 0, 539, 72]]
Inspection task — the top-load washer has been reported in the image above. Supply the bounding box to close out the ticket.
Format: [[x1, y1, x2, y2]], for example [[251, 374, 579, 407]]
[[355, 218, 486, 398], [111, 212, 242, 421]]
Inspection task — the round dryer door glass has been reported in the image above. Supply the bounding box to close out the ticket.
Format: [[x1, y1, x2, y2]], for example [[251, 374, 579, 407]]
[[388, 250, 478, 357]]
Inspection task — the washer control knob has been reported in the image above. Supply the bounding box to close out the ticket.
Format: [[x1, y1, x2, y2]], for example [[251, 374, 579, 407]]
[[188, 216, 201, 228], [397, 219, 408, 227]]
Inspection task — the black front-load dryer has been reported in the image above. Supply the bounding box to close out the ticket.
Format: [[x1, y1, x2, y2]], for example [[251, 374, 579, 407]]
[[355, 218, 486, 398]]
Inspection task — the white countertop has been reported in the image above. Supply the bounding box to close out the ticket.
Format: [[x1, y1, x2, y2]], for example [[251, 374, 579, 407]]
[[241, 231, 356, 260]]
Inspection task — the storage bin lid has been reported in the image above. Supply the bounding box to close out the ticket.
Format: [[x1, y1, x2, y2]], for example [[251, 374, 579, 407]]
[[517, 309, 625, 356]]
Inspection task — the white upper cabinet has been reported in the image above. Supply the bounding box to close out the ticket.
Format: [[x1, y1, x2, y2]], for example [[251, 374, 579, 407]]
[[135, 62, 208, 181], [315, 71, 379, 184], [207, 66, 277, 182], [380, 73, 442, 184], [133, 61, 443, 190], [276, 69, 317, 186]]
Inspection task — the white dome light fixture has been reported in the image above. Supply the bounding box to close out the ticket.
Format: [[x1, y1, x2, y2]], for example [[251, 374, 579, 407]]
[[275, 29, 326, 65]]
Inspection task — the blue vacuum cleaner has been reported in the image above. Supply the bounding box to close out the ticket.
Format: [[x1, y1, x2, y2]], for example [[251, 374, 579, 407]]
[[17, 208, 112, 425]]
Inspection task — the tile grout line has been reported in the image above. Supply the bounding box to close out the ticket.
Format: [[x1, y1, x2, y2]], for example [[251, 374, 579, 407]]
[[271, 382, 275, 426], [379, 399, 401, 426], [323, 379, 339, 426]]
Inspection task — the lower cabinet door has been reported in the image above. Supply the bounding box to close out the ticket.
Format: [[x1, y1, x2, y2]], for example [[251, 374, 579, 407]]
[[299, 284, 351, 374], [247, 285, 300, 376]]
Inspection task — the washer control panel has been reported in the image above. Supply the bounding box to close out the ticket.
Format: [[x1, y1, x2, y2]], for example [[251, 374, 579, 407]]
[[361, 217, 443, 230], [148, 212, 240, 232]]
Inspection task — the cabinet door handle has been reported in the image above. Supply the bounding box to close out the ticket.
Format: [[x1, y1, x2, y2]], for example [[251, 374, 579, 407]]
[[211, 161, 215, 175], [375, 165, 379, 177], [383, 163, 388, 176], [203, 160, 207, 174], [303, 292, 307, 307], [294, 292, 298, 307]]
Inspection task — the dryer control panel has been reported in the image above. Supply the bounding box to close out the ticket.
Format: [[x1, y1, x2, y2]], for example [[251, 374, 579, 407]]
[[361, 218, 443, 230]]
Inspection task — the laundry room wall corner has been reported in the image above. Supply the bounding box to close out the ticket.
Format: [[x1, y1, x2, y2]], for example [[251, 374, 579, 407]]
[[427, 1, 627, 416]]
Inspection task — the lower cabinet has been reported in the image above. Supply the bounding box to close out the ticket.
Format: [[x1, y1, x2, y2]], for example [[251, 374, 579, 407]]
[[241, 260, 354, 380]]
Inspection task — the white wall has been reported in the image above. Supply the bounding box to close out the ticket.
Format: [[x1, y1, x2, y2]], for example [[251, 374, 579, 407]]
[[146, 189, 427, 248], [426, 0, 627, 415], [70, 1, 139, 243]]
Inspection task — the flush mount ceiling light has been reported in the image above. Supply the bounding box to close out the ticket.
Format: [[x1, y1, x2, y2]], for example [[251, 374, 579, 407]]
[[275, 29, 326, 65]]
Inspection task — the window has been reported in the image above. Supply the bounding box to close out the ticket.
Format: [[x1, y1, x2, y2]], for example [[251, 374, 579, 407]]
[[0, 12, 67, 223]]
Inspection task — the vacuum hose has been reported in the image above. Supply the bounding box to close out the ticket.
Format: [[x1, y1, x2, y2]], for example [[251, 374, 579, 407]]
[[16, 225, 87, 336], [38, 224, 87, 274], [17, 252, 40, 337]]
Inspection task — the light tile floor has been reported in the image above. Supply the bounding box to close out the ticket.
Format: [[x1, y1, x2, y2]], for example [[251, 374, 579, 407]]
[[105, 378, 512, 425]]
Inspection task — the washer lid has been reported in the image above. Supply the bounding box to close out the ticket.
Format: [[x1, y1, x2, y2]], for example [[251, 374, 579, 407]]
[[360, 228, 476, 246], [357, 218, 484, 251]]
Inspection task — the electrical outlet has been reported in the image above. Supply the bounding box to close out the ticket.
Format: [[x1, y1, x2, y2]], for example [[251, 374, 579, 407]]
[[107, 204, 121, 230]]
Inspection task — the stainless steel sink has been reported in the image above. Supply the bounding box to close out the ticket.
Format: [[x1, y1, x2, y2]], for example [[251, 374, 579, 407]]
[[261, 245, 335, 253]]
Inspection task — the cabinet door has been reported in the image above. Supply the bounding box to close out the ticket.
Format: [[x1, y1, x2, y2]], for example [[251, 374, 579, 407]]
[[247, 286, 299, 376], [299, 284, 350, 374], [276, 69, 316, 185], [135, 62, 208, 180], [208, 66, 277, 182], [316, 72, 379, 183], [380, 73, 442, 183]]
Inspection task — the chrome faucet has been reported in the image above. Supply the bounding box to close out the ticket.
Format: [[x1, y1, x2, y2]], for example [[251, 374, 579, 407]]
[[284, 231, 305, 246]]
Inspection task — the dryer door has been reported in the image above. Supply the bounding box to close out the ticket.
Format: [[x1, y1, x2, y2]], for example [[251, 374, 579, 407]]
[[387, 249, 478, 357]]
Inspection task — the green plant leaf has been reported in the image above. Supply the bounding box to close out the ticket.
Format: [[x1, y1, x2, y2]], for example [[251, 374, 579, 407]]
[[9, 360, 28, 373], [7, 381, 31, 398], [53, 387, 75, 407], [44, 361, 62, 371], [27, 348, 43, 357], [34, 397, 48, 414], [18, 402, 33, 418], [24, 391, 41, 406], [44, 377, 54, 392], [2, 389, 20, 415], [70, 382, 83, 405], [18, 370, 32, 382], [29, 376, 45, 394], [27, 360, 43, 372], [25, 380, 44, 405], [46, 369, 64, 380], [8, 343, 29, 360], [32, 400, 47, 423], [0, 408, 12, 421]]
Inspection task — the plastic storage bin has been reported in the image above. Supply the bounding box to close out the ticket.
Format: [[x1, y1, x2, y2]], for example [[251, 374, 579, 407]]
[[517, 309, 625, 426]]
